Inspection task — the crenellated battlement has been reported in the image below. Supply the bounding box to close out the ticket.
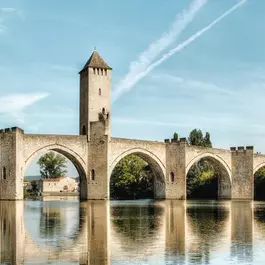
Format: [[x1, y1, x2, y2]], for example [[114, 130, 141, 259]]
[[230, 146, 254, 153], [0, 127, 24, 134], [164, 137, 187, 144]]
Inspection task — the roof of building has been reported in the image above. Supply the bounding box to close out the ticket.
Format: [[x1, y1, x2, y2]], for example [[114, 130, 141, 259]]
[[80, 49, 112, 72], [41, 176, 65, 182]]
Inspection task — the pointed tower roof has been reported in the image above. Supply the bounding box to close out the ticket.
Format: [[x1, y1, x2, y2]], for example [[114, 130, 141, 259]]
[[80, 49, 112, 73]]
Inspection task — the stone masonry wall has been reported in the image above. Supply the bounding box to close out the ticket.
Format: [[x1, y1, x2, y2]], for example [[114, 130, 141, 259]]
[[165, 139, 186, 199], [231, 147, 254, 200], [0, 128, 23, 200], [87, 121, 109, 199], [110, 137, 167, 198]]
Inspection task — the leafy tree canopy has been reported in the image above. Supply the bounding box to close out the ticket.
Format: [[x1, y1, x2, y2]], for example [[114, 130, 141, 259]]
[[110, 154, 154, 199], [173, 132, 178, 140], [186, 129, 215, 198], [37, 151, 68, 179], [188, 129, 212, 148]]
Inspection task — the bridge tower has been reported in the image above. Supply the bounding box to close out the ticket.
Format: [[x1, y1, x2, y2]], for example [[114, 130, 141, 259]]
[[79, 48, 112, 140], [79, 49, 112, 199]]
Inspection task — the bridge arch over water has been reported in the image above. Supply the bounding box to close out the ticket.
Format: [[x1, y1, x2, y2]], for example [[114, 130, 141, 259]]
[[109, 147, 166, 199], [186, 152, 232, 199], [23, 141, 88, 200]]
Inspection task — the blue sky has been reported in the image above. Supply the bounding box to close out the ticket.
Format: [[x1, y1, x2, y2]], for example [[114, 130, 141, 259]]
[[0, 0, 264, 176]]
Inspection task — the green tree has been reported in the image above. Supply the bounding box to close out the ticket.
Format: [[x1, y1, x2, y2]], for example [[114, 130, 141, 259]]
[[110, 154, 154, 199], [173, 132, 178, 141], [188, 129, 204, 146], [37, 151, 67, 179], [203, 132, 212, 148], [187, 129, 216, 198], [188, 129, 212, 147]]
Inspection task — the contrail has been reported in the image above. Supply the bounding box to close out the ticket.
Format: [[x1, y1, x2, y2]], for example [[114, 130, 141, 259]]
[[113, 0, 247, 102], [112, 0, 208, 102]]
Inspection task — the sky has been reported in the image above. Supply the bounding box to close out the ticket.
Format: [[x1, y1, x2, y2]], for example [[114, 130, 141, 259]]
[[0, 0, 264, 176]]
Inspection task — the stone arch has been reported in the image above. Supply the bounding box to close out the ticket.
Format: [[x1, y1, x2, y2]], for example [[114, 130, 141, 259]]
[[24, 144, 88, 200], [253, 162, 265, 200], [186, 152, 232, 199], [109, 148, 166, 199], [254, 162, 265, 175]]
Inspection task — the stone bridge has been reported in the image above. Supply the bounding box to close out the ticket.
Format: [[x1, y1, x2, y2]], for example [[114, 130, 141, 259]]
[[0, 49, 264, 200]]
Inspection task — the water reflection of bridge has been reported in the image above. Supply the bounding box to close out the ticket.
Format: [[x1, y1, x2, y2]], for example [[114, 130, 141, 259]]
[[0, 200, 258, 264]]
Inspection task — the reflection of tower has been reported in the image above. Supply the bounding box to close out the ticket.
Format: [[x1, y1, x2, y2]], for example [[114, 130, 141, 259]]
[[164, 200, 185, 263], [0, 201, 25, 265], [231, 201, 253, 263], [86, 201, 110, 265]]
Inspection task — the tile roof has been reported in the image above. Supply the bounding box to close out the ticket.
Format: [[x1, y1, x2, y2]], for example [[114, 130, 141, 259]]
[[80, 49, 112, 72]]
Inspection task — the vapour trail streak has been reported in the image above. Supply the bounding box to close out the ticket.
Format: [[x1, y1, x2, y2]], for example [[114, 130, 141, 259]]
[[140, 0, 247, 78], [113, 0, 247, 102], [112, 0, 208, 102]]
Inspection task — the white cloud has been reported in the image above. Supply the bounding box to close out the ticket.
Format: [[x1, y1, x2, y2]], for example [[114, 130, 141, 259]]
[[0, 8, 17, 13], [112, 0, 208, 102], [0, 7, 22, 33], [0, 93, 49, 123]]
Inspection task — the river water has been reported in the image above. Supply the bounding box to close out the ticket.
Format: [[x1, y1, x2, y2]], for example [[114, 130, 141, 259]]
[[1, 199, 265, 264]]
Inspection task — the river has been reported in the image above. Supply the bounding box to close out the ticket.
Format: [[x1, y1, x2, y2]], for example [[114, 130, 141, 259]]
[[1, 199, 265, 264]]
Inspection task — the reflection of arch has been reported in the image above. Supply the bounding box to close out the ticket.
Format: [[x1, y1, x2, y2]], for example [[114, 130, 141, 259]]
[[24, 144, 87, 200], [109, 148, 166, 199], [22, 201, 90, 261], [186, 153, 231, 199]]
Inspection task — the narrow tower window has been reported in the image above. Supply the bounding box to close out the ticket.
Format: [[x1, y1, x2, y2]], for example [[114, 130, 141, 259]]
[[82, 125, 86, 135], [97, 68, 99, 75], [93, 68, 96, 74], [2, 167, 6, 180], [91, 169, 95, 181], [170, 172, 174, 182], [104, 69, 107, 76], [101, 69, 103, 75], [99, 88, 102, 96]]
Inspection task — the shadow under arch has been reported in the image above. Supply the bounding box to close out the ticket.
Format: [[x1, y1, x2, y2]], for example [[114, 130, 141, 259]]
[[109, 148, 166, 199], [186, 153, 232, 199], [24, 144, 88, 200]]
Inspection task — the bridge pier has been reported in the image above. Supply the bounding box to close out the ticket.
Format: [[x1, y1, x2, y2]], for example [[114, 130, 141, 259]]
[[0, 127, 24, 200], [165, 138, 187, 200], [231, 147, 254, 200]]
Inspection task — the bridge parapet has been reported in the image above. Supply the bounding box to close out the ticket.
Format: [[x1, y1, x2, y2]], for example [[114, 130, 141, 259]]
[[230, 146, 254, 152], [230, 146, 254, 200], [0, 127, 24, 134], [164, 137, 187, 144]]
